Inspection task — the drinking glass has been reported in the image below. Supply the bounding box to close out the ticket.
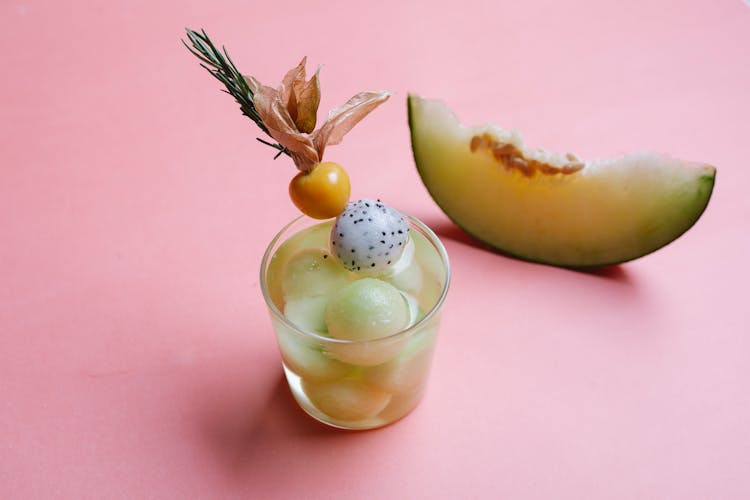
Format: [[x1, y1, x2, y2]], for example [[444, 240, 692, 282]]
[[260, 213, 450, 430]]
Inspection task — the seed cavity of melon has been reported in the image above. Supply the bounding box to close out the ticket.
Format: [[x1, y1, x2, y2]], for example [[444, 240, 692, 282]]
[[470, 132, 584, 178]]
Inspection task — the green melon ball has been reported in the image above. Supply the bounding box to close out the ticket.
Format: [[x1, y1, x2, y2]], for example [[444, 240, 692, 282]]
[[283, 295, 329, 333], [275, 326, 352, 382], [282, 248, 352, 298], [301, 379, 392, 422], [364, 327, 438, 394], [325, 278, 410, 341], [383, 238, 423, 295]]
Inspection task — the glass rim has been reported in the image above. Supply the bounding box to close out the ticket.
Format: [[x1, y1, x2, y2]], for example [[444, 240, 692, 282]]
[[259, 212, 451, 346]]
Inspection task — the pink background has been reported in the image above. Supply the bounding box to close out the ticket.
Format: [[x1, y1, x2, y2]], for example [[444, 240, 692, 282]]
[[2, 0, 749, 498]]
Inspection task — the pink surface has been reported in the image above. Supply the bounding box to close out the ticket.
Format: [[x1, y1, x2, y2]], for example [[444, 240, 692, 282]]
[[2, 0, 749, 498]]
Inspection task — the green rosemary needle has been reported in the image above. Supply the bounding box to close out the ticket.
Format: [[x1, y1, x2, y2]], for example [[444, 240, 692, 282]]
[[182, 28, 290, 158]]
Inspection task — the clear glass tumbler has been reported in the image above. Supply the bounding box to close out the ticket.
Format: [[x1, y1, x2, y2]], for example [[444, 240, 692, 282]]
[[260, 213, 450, 430]]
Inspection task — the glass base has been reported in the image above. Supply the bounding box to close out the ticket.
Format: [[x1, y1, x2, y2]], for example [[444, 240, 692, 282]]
[[283, 364, 426, 430]]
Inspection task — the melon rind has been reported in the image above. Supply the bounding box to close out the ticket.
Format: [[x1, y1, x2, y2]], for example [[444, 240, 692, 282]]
[[408, 95, 716, 267]]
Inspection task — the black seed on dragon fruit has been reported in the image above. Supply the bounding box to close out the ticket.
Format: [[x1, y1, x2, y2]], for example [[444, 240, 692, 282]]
[[330, 199, 409, 274]]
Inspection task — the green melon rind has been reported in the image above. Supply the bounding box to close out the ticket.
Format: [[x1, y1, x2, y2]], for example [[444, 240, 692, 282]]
[[407, 94, 716, 268]]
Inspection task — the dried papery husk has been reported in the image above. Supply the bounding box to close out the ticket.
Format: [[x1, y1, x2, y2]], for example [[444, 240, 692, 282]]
[[248, 61, 391, 172], [252, 84, 319, 171], [292, 67, 321, 134], [313, 91, 391, 159], [279, 57, 321, 134]]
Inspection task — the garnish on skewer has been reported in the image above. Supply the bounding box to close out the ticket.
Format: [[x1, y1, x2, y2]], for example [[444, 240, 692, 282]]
[[183, 28, 391, 219]]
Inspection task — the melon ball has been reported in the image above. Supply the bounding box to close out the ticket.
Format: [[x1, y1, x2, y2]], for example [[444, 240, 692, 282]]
[[401, 291, 422, 326], [325, 278, 410, 341], [383, 238, 423, 296], [372, 391, 425, 424], [282, 248, 351, 298], [283, 296, 329, 333], [301, 378, 392, 422], [364, 328, 437, 394], [324, 337, 404, 367], [275, 326, 352, 382]]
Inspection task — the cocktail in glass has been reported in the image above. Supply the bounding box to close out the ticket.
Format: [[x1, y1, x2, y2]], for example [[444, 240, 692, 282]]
[[260, 213, 450, 430]]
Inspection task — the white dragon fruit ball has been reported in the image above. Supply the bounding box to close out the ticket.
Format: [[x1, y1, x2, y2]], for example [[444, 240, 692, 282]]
[[329, 199, 410, 275], [325, 278, 410, 342], [281, 248, 352, 298]]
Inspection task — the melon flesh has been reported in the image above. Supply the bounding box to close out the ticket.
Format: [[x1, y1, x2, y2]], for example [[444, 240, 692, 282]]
[[408, 95, 716, 267]]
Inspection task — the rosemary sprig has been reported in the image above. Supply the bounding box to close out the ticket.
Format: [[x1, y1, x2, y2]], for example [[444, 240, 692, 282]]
[[183, 28, 290, 158]]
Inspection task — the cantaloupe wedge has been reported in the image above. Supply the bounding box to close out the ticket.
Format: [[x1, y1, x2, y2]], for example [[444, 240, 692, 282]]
[[408, 95, 716, 267]]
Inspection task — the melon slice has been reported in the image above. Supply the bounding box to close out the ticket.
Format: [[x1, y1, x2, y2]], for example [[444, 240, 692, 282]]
[[408, 95, 716, 267]]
